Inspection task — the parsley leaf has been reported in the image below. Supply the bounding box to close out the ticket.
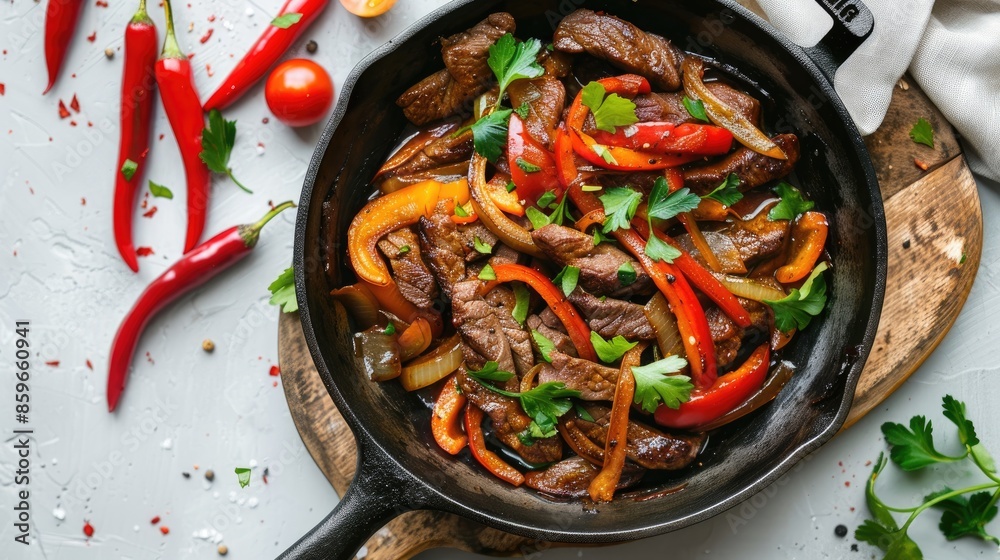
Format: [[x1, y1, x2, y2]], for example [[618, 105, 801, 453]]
[[942, 395, 980, 448], [925, 489, 1000, 544], [478, 264, 497, 281], [856, 453, 925, 558], [593, 229, 612, 246], [467, 361, 515, 382], [454, 204, 470, 218], [469, 108, 512, 163], [645, 231, 681, 263], [682, 96, 710, 123], [398, 245, 410, 256], [764, 262, 828, 332], [121, 158, 138, 181], [383, 322, 396, 335], [574, 403, 595, 422], [599, 187, 642, 233], [148, 180, 174, 199], [590, 332, 638, 363], [473, 236, 493, 255], [552, 265, 579, 297], [647, 177, 701, 221], [702, 173, 743, 207], [235, 467, 252, 488], [768, 182, 814, 221], [514, 102, 531, 119], [271, 12, 303, 28], [580, 82, 638, 133], [536, 190, 557, 209], [910, 117, 934, 148], [525, 206, 550, 230], [631, 355, 691, 413], [469, 370, 581, 439], [512, 283, 530, 325], [487, 34, 544, 101], [200, 109, 251, 193], [617, 262, 636, 286], [268, 267, 298, 313], [516, 158, 542, 173], [531, 330, 556, 363], [548, 192, 570, 226], [882, 415, 965, 471]]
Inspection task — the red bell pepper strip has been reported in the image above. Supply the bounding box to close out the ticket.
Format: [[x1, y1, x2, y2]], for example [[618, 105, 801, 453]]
[[107, 202, 295, 412], [489, 263, 598, 362], [507, 114, 561, 205], [590, 123, 733, 155], [113, 0, 158, 272], [203, 0, 330, 111], [431, 375, 468, 455], [43, 0, 85, 94], [776, 211, 829, 284], [553, 124, 579, 190], [654, 343, 770, 429], [465, 403, 524, 486], [155, 0, 211, 253]]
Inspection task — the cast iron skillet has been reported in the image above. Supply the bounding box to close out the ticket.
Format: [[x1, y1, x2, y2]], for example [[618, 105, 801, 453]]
[[284, 0, 886, 557]]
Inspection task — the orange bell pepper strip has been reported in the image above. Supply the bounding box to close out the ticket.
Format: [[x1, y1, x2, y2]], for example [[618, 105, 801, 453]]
[[449, 200, 479, 225], [361, 279, 444, 338], [484, 172, 524, 216], [489, 263, 598, 362], [438, 177, 470, 205], [776, 211, 829, 284], [589, 342, 644, 502], [348, 180, 442, 287], [397, 317, 432, 361], [465, 403, 524, 486], [654, 343, 770, 430], [432, 375, 468, 455]]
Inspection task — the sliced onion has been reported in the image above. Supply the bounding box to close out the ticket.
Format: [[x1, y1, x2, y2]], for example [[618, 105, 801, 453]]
[[698, 360, 796, 431], [331, 283, 380, 329], [469, 151, 543, 257], [675, 231, 746, 274], [714, 274, 786, 303], [644, 293, 683, 359], [354, 325, 401, 382], [399, 334, 463, 391], [678, 214, 724, 273], [520, 363, 544, 394]]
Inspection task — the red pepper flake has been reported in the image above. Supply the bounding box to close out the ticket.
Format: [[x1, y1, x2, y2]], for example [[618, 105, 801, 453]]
[[0, 83, 5, 95], [207, 14, 216, 22], [83, 521, 95, 537], [70, 94, 80, 112], [262, 467, 269, 484], [136, 246, 155, 257], [70, 120, 78, 127], [269, 365, 281, 377], [262, 117, 269, 124], [45, 360, 60, 367], [81, 197, 86, 205], [160, 526, 170, 535], [95, 0, 108, 5], [914, 157, 930, 171], [206, 63, 214, 78], [199, 28, 214, 43], [844, 481, 851, 487], [87, 31, 97, 42], [58, 100, 71, 118], [143, 206, 158, 218], [86, 359, 93, 370], [187, 52, 195, 60], [158, 133, 165, 140], [146, 351, 155, 364], [150, 516, 161, 524], [273, 381, 279, 387]]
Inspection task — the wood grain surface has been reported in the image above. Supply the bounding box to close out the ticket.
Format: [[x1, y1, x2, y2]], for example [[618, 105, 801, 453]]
[[278, 78, 983, 558]]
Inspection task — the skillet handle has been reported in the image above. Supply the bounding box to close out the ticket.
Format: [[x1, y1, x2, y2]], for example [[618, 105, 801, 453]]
[[804, 0, 875, 81], [276, 445, 421, 560]]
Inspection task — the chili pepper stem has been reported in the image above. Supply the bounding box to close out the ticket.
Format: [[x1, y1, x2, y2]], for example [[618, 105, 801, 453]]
[[238, 201, 296, 246], [159, 0, 183, 59], [227, 169, 253, 193], [132, 0, 152, 24]]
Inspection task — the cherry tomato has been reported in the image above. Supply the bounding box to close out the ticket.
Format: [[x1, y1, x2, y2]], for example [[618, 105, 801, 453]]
[[339, 0, 396, 17], [264, 59, 334, 127]]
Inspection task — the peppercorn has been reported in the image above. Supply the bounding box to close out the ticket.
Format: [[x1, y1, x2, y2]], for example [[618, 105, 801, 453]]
[[218, 544, 229, 556], [205, 469, 215, 482], [105, 47, 114, 59], [835, 524, 848, 537], [305, 40, 318, 54], [202, 339, 215, 352]]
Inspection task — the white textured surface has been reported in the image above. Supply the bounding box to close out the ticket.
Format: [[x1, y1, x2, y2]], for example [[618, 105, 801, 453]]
[[1, 1, 998, 559]]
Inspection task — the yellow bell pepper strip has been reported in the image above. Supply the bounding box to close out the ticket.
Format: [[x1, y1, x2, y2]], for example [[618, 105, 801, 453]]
[[348, 179, 442, 287], [466, 403, 525, 486], [469, 151, 544, 258], [589, 342, 645, 503], [654, 343, 770, 430], [776, 211, 829, 284], [682, 58, 787, 160], [432, 374, 468, 455]]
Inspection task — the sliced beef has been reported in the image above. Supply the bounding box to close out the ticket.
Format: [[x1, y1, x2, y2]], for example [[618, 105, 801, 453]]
[[484, 286, 535, 376], [632, 82, 759, 126], [393, 129, 473, 178], [377, 229, 438, 310], [718, 210, 790, 264], [524, 456, 644, 498], [554, 9, 684, 91], [508, 75, 566, 148], [458, 221, 499, 263], [539, 351, 619, 401], [532, 224, 651, 298], [451, 281, 518, 381], [569, 403, 704, 470], [706, 298, 771, 369], [418, 204, 467, 298], [540, 49, 575, 79], [457, 367, 563, 464], [397, 13, 516, 125], [569, 290, 656, 341], [527, 308, 576, 357], [683, 134, 800, 195]]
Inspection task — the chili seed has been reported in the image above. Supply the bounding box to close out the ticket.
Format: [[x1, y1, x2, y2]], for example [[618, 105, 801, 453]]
[[834, 524, 848, 537], [306, 40, 318, 54], [104, 48, 114, 59], [218, 544, 229, 556], [202, 339, 215, 352], [205, 469, 215, 482]]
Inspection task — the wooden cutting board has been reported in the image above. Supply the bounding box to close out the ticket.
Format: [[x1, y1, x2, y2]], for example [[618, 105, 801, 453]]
[[277, 77, 982, 558]]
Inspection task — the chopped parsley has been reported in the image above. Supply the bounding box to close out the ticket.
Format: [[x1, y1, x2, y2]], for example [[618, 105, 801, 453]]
[[580, 81, 638, 133], [909, 117, 934, 148], [631, 355, 692, 413], [768, 182, 815, 221], [764, 262, 828, 332]]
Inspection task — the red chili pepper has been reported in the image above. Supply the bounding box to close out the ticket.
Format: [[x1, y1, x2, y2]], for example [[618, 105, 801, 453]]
[[202, 0, 330, 111], [464, 403, 524, 486], [590, 122, 733, 155], [43, 0, 85, 94], [507, 113, 561, 205], [155, 0, 210, 253], [654, 343, 770, 429], [106, 202, 295, 411], [114, 0, 158, 272]]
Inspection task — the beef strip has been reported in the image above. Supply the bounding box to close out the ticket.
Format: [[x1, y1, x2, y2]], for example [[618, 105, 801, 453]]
[[571, 403, 704, 470], [532, 224, 652, 298], [524, 456, 644, 498], [631, 82, 760, 126], [418, 203, 467, 298], [393, 129, 473, 178], [683, 134, 800, 195], [527, 308, 576, 357], [568, 290, 656, 340], [540, 49, 575, 79], [554, 9, 684, 91], [458, 221, 499, 263], [457, 367, 563, 464], [484, 286, 535, 376], [508, 75, 566, 148], [538, 351, 619, 401], [718, 209, 790, 264], [706, 298, 771, 369], [451, 280, 519, 381], [397, 13, 516, 125], [377, 228, 439, 310]]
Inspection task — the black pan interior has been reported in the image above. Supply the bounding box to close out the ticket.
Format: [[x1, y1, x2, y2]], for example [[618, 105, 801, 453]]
[[294, 0, 886, 542]]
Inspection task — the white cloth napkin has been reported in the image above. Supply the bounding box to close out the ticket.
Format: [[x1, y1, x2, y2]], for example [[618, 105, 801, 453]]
[[753, 0, 1000, 181]]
